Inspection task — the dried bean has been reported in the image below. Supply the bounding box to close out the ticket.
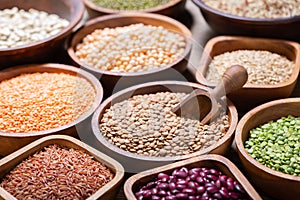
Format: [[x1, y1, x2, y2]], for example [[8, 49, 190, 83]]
[[91, 0, 172, 10]]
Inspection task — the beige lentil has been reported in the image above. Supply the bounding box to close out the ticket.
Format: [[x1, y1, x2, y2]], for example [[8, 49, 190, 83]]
[[0, 7, 69, 49], [75, 23, 186, 72], [205, 50, 295, 85], [0, 72, 96, 133], [0, 144, 114, 200], [99, 92, 229, 157], [202, 0, 300, 19]]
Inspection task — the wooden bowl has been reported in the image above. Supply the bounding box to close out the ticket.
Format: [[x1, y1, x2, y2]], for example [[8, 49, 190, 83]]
[[235, 98, 300, 200], [91, 81, 238, 173], [195, 36, 300, 110], [0, 0, 85, 68], [67, 13, 192, 96], [124, 154, 262, 199], [0, 63, 103, 156], [0, 135, 124, 200], [83, 0, 186, 19], [192, 0, 300, 41]]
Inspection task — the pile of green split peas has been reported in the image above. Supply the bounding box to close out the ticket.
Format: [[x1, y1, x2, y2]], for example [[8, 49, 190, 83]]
[[91, 0, 172, 10], [245, 115, 300, 176]]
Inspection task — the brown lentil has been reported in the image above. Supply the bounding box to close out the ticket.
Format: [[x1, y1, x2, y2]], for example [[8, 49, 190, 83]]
[[202, 0, 300, 19], [205, 50, 295, 85], [0, 72, 96, 133], [75, 23, 186, 72], [0, 144, 114, 200], [0, 7, 69, 49], [99, 92, 229, 157]]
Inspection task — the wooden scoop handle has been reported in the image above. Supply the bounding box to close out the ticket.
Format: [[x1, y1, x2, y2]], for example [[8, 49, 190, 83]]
[[211, 65, 248, 101]]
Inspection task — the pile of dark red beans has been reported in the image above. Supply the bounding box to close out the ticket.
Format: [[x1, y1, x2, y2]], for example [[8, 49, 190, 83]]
[[135, 166, 249, 200]]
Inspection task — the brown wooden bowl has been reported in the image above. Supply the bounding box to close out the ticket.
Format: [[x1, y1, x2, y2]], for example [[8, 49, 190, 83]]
[[124, 154, 262, 199], [83, 0, 186, 19], [0, 135, 124, 200], [67, 13, 193, 96], [91, 81, 238, 173], [192, 0, 300, 41], [0, 63, 103, 156], [0, 0, 85, 68], [195, 36, 300, 110], [235, 98, 300, 200]]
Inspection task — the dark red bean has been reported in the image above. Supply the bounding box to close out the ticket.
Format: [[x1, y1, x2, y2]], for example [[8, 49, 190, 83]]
[[213, 192, 223, 199], [234, 183, 246, 193], [189, 168, 201, 175], [152, 195, 161, 200], [182, 188, 196, 195], [196, 186, 205, 194], [171, 189, 180, 194], [219, 175, 227, 185], [208, 169, 219, 175], [135, 190, 143, 198], [202, 191, 209, 198], [177, 179, 188, 185], [143, 190, 152, 198], [206, 186, 218, 194], [158, 183, 169, 190], [176, 171, 188, 178], [199, 171, 207, 177], [137, 195, 144, 200], [215, 180, 221, 188], [180, 167, 189, 173], [158, 173, 170, 180], [176, 184, 187, 190], [158, 190, 167, 197], [188, 181, 197, 189], [190, 173, 198, 181], [169, 176, 177, 183], [229, 192, 240, 199], [146, 182, 157, 189], [219, 188, 230, 199], [176, 193, 188, 199], [172, 169, 179, 176], [226, 181, 234, 191], [196, 176, 205, 185], [204, 183, 214, 188], [166, 195, 177, 200], [151, 188, 158, 195], [201, 167, 209, 172], [169, 182, 176, 190], [167, 191, 172, 196], [186, 176, 191, 182], [227, 177, 234, 183], [188, 196, 197, 200], [207, 174, 218, 182]]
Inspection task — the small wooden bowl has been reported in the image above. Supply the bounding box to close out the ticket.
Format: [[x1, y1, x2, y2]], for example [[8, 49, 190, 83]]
[[0, 0, 85, 68], [124, 154, 262, 200], [83, 0, 186, 19], [91, 81, 238, 173], [0, 135, 124, 200], [195, 36, 300, 110], [0, 63, 103, 156], [235, 98, 300, 200], [67, 13, 192, 96], [192, 0, 300, 40]]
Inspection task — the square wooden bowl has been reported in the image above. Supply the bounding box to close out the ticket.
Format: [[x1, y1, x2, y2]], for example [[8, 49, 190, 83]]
[[0, 135, 124, 200], [124, 154, 262, 199], [195, 36, 300, 110]]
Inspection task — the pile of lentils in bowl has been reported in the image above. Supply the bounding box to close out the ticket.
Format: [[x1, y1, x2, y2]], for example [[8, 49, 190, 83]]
[[245, 115, 300, 176], [75, 23, 186, 73], [202, 0, 300, 19], [0, 7, 69, 49], [0, 144, 114, 199], [205, 50, 295, 85], [90, 0, 173, 11], [0, 72, 96, 133], [99, 92, 230, 157]]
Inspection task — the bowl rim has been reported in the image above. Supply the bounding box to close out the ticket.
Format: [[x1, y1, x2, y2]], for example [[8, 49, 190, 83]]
[[0, 0, 85, 53], [67, 12, 193, 77], [83, 0, 183, 14], [92, 80, 238, 162], [195, 35, 300, 89], [235, 97, 300, 181], [124, 154, 263, 200], [0, 134, 125, 200], [0, 63, 103, 137], [192, 0, 300, 23]]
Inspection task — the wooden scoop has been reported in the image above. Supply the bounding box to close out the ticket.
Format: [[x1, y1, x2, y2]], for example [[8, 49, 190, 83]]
[[172, 65, 248, 124]]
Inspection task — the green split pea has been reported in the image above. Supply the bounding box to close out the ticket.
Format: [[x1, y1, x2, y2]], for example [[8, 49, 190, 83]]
[[91, 0, 172, 10], [245, 115, 300, 176]]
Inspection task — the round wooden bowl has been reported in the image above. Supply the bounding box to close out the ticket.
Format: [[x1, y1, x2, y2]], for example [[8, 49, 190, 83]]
[[235, 98, 300, 200], [124, 154, 262, 200], [91, 81, 238, 173], [0, 135, 124, 200], [0, 63, 103, 156], [67, 13, 192, 96], [0, 0, 85, 68], [83, 0, 186, 19], [195, 36, 300, 110], [192, 0, 300, 41]]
